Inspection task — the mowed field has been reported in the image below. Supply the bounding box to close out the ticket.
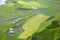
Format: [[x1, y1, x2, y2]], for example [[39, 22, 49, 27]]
[[0, 0, 60, 40]]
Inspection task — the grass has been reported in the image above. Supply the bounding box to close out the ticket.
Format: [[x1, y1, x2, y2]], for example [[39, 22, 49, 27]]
[[0, 0, 60, 40], [18, 14, 49, 39]]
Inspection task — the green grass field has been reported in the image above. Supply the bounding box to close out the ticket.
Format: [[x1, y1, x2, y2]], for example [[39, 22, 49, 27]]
[[0, 0, 60, 40]]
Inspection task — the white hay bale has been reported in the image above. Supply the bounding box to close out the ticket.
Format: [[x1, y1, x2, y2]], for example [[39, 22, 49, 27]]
[[12, 22, 15, 24], [18, 18, 21, 20], [10, 28, 13, 30], [32, 6, 38, 9]]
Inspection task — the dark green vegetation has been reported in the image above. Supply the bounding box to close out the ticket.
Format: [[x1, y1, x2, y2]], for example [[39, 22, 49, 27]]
[[0, 0, 60, 40]]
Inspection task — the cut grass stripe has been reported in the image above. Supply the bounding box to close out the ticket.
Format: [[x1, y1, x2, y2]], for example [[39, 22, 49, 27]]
[[18, 14, 49, 39]]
